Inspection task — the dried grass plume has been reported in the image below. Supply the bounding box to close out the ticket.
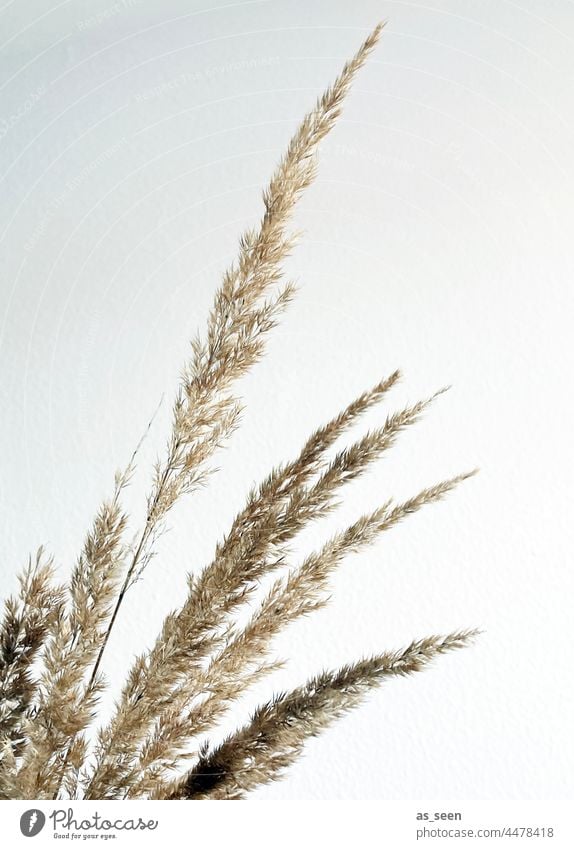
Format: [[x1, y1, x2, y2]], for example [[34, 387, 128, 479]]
[[0, 21, 478, 802]]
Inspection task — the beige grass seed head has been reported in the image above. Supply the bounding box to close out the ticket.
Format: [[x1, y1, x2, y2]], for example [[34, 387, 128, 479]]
[[0, 21, 479, 802]]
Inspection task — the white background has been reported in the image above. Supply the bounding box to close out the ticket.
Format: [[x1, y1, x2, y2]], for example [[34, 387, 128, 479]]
[[0, 0, 573, 800]]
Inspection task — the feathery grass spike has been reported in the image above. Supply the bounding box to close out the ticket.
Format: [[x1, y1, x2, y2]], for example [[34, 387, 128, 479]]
[[165, 630, 479, 800], [1, 22, 479, 801]]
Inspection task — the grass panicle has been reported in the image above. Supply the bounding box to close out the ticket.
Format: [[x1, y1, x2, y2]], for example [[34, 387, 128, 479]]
[[1, 22, 478, 802], [165, 630, 479, 800]]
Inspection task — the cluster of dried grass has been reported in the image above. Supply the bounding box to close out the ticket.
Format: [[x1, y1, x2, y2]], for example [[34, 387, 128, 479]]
[[0, 22, 477, 801]]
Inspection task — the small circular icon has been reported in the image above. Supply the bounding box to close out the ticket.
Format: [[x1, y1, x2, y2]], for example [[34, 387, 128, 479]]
[[20, 809, 46, 837]]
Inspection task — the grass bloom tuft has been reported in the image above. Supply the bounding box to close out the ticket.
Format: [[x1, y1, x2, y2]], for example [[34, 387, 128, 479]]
[[1, 22, 478, 801]]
